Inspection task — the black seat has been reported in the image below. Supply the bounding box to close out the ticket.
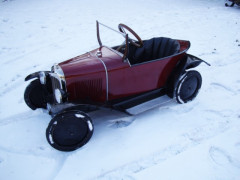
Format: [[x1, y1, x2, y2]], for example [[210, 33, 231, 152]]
[[127, 37, 180, 65]]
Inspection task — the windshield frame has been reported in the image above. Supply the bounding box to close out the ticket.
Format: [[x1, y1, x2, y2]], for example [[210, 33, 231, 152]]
[[96, 21, 129, 61]]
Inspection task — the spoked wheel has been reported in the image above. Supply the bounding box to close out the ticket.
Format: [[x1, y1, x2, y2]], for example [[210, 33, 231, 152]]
[[175, 70, 202, 104], [24, 79, 48, 110], [46, 110, 94, 152]]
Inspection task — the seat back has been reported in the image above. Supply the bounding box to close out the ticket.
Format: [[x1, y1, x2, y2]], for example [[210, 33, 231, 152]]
[[128, 37, 180, 65]]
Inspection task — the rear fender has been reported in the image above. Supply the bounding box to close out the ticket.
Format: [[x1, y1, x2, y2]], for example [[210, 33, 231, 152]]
[[185, 54, 210, 70], [166, 54, 210, 98]]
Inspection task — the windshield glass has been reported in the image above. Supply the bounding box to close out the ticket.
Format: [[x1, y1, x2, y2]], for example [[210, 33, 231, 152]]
[[97, 22, 126, 49]]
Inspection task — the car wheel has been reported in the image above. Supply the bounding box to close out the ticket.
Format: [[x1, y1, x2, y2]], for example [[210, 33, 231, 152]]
[[24, 79, 48, 110], [46, 110, 94, 152], [175, 70, 202, 104]]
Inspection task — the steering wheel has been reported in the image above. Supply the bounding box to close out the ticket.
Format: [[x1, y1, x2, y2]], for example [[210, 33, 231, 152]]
[[118, 24, 143, 48]]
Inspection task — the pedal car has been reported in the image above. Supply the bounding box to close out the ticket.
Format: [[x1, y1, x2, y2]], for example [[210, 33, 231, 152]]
[[24, 21, 210, 151]]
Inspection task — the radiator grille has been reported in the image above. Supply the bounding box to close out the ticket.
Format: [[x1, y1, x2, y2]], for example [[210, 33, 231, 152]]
[[74, 79, 102, 100]]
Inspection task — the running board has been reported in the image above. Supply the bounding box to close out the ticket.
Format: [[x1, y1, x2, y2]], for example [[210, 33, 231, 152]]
[[112, 88, 172, 115], [125, 95, 172, 115]]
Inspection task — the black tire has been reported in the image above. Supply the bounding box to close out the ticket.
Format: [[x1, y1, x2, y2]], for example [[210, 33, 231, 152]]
[[24, 79, 48, 110], [46, 110, 94, 152], [175, 70, 202, 104]]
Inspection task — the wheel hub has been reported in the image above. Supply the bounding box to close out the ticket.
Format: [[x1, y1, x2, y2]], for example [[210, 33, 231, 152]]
[[180, 77, 198, 100]]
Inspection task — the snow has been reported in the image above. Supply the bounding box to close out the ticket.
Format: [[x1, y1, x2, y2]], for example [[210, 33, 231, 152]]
[[0, 0, 240, 179]]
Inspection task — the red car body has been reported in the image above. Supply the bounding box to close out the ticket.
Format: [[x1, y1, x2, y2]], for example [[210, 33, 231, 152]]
[[60, 41, 189, 104]]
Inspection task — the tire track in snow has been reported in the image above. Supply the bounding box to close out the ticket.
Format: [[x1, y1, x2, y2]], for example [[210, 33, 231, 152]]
[[0, 110, 70, 180], [0, 145, 51, 158], [211, 82, 236, 95], [0, 76, 24, 97], [93, 114, 233, 180], [47, 154, 69, 180], [0, 156, 3, 164], [1, 37, 71, 65], [209, 146, 240, 169], [0, 111, 46, 126], [0, 145, 69, 180], [0, 64, 46, 97]]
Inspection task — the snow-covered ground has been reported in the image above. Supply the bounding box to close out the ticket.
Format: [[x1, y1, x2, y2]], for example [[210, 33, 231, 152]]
[[0, 0, 240, 179]]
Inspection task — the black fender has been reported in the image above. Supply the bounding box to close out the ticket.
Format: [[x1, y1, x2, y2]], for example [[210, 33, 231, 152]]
[[166, 54, 210, 98], [25, 71, 50, 81], [185, 54, 210, 70], [25, 71, 54, 104]]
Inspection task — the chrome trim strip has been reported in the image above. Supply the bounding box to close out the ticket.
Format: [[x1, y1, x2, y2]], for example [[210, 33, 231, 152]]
[[51, 64, 67, 92], [89, 52, 109, 101]]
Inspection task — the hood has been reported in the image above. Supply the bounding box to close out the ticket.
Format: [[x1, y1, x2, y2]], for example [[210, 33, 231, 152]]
[[59, 51, 105, 79], [59, 47, 129, 79]]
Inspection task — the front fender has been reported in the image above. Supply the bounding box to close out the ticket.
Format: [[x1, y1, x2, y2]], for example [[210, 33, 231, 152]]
[[25, 71, 50, 81]]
